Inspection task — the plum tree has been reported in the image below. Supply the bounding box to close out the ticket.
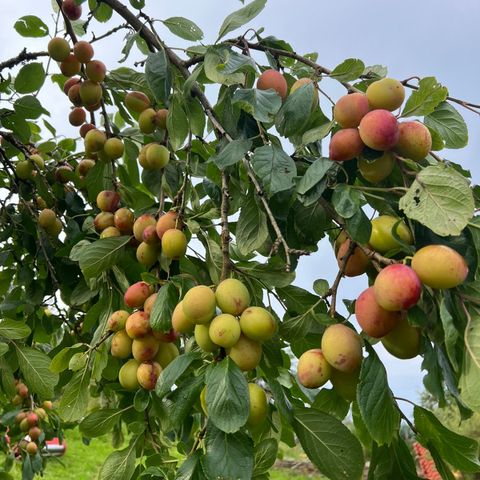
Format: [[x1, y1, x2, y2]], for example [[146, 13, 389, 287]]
[[103, 137, 124, 160], [114, 208, 134, 233], [136, 241, 159, 267], [321, 324, 363, 373], [145, 144, 170, 169], [366, 78, 405, 111], [297, 349, 332, 388], [96, 190, 120, 212], [333, 93, 370, 128], [156, 211, 182, 239], [209, 314, 241, 348], [182, 286, 216, 324], [359, 109, 399, 150], [329, 128, 365, 161], [239, 306, 276, 341], [62, 0, 82, 20], [85, 60, 106, 82], [256, 69, 288, 100], [60, 54, 81, 77], [84, 128, 107, 152], [395, 121, 432, 161], [154, 343, 179, 368], [215, 278, 250, 315]]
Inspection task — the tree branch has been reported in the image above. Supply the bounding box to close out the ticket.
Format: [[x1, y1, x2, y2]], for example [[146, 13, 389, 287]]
[[0, 49, 49, 73], [220, 171, 231, 281], [329, 240, 356, 317]]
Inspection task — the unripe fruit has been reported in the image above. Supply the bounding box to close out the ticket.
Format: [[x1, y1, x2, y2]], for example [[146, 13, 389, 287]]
[[30, 154, 44, 170], [136, 242, 159, 267], [46, 218, 63, 237], [68, 83, 83, 106], [26, 412, 38, 427], [85, 60, 106, 82], [84, 129, 107, 153], [381, 317, 421, 359], [330, 368, 360, 401], [366, 78, 405, 111], [12, 395, 22, 406], [358, 151, 395, 183], [108, 310, 129, 331], [290, 77, 319, 106], [336, 240, 369, 277], [154, 342, 179, 368], [38, 209, 56, 229], [76, 158, 95, 177], [132, 335, 160, 362], [97, 190, 120, 213], [20, 418, 30, 432], [247, 383, 268, 427], [15, 412, 27, 423], [104, 138, 124, 160], [227, 335, 262, 371], [138, 108, 157, 134], [119, 359, 140, 390], [48, 37, 70, 62], [374, 264, 422, 311], [183, 286, 216, 324], [369, 216, 413, 253], [69, 107, 86, 126], [125, 307, 153, 337], [85, 102, 101, 112], [145, 144, 170, 169], [194, 324, 218, 352], [209, 314, 241, 348], [62, 0, 82, 20], [142, 225, 160, 245], [18, 383, 29, 398], [156, 211, 182, 239], [239, 306, 276, 342], [143, 293, 157, 316], [411, 245, 468, 289], [114, 208, 134, 234], [161, 229, 187, 259], [42, 401, 53, 410], [124, 282, 153, 309], [133, 214, 156, 242], [55, 165, 73, 183], [137, 361, 162, 390], [215, 278, 250, 316], [394, 121, 432, 161], [60, 54, 81, 77], [156, 109, 168, 129], [257, 69, 288, 100], [153, 328, 180, 343], [94, 212, 114, 231], [329, 128, 365, 162], [355, 287, 403, 338], [80, 123, 96, 138], [125, 91, 151, 113], [359, 110, 399, 151], [321, 324, 363, 373], [172, 301, 194, 334], [111, 330, 132, 359], [333, 93, 370, 128], [16, 161, 34, 180], [26, 441, 38, 455], [29, 426, 42, 441], [73, 40, 94, 63], [100, 226, 121, 238], [64, 76, 81, 95], [80, 80, 102, 107], [297, 349, 331, 388], [36, 196, 47, 209]]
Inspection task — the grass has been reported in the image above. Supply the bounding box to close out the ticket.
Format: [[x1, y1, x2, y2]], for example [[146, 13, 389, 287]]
[[8, 428, 324, 479]]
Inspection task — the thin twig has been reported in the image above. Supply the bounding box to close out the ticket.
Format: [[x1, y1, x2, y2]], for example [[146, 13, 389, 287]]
[[329, 240, 356, 317], [0, 49, 49, 73], [220, 171, 231, 281]]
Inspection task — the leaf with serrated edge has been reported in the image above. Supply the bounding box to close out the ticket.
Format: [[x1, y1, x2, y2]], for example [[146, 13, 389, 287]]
[[236, 191, 268, 255]]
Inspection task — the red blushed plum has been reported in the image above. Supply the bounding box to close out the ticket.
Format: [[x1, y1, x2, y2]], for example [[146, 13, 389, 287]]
[[329, 129, 365, 162], [124, 281, 153, 309], [142, 225, 160, 245], [374, 264, 422, 311], [114, 208, 134, 234], [394, 121, 432, 161], [336, 239, 370, 277], [333, 93, 370, 128], [153, 328, 181, 343], [96, 190, 120, 212], [256, 69, 288, 100], [156, 211, 182, 239], [125, 91, 151, 113], [132, 335, 160, 362], [125, 311, 151, 339], [137, 361, 162, 390], [62, 0, 82, 20], [133, 214, 156, 242], [355, 287, 403, 338], [143, 293, 157, 316], [297, 349, 332, 388], [359, 110, 399, 151], [321, 324, 363, 373]]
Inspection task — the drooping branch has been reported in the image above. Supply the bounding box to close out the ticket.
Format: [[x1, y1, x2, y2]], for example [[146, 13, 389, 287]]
[[90, 23, 131, 43], [0, 49, 49, 73]]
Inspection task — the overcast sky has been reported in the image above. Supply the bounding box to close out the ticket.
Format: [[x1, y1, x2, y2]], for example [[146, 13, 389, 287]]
[[3, 1, 480, 416]]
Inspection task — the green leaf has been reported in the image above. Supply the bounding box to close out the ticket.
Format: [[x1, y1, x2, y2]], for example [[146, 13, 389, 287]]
[[293, 407, 364, 480], [204, 47, 244, 86], [217, 0, 267, 40], [14, 16, 49, 37], [312, 388, 350, 420], [14, 63, 45, 94], [167, 95, 189, 151], [150, 282, 179, 332], [14, 96, 49, 119], [162, 17, 203, 41], [232, 88, 282, 123], [206, 358, 249, 433], [80, 408, 129, 437], [156, 351, 201, 398], [0, 343, 9, 356], [332, 185, 363, 219], [211, 139, 251, 169], [357, 347, 400, 445], [330, 59, 365, 82], [176, 451, 207, 480], [236, 190, 268, 255], [424, 101, 468, 149], [297, 158, 334, 195], [0, 319, 31, 339], [302, 120, 335, 146], [145, 51, 171, 105], [414, 405, 480, 472], [399, 164, 474, 236], [74, 236, 131, 279], [15, 345, 58, 399], [86, 161, 113, 202], [58, 368, 91, 422], [88, 0, 113, 22], [253, 439, 278, 476], [401, 77, 448, 117], [204, 425, 254, 479], [98, 441, 137, 480], [251, 145, 296, 197]]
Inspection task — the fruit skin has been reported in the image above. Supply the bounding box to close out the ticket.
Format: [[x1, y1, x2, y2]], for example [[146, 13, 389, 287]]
[[67, 83, 82, 106], [38, 209, 56, 229], [172, 301, 194, 334], [104, 138, 124, 160], [156, 109, 168, 129], [84, 129, 107, 153], [100, 226, 121, 239], [108, 310, 129, 331], [125, 91, 150, 113], [162, 229, 187, 259], [124, 282, 153, 309], [145, 144, 170, 169], [247, 383, 268, 427], [321, 324, 363, 373], [374, 264, 422, 311], [369, 215, 413, 253], [48, 37, 70, 62], [114, 208, 134, 234], [297, 349, 331, 388], [334, 93, 370, 128], [86, 60, 107, 82], [69, 107, 86, 126], [20, 418, 30, 432], [355, 287, 403, 338], [215, 278, 251, 316], [209, 314, 241, 348], [381, 317, 421, 359], [119, 359, 140, 390], [97, 190, 120, 212], [80, 80, 102, 106], [132, 335, 160, 362], [256, 69, 288, 100], [330, 368, 360, 401], [94, 212, 114, 232], [62, 0, 82, 20], [366, 78, 405, 111], [359, 110, 399, 151], [411, 245, 468, 289], [138, 108, 157, 134], [136, 242, 159, 267], [290, 77, 319, 106], [125, 311, 152, 338], [358, 151, 395, 183], [227, 335, 262, 371], [80, 123, 96, 138], [64, 76, 81, 95], [111, 330, 133, 359], [55, 165, 73, 183], [45, 219, 63, 237], [336, 239, 369, 277], [156, 211, 182, 239], [143, 293, 157, 316], [16, 161, 34, 180], [194, 324, 218, 352], [42, 401, 53, 410], [133, 214, 156, 242], [142, 225, 160, 245], [26, 442, 38, 455], [329, 128, 365, 162], [73, 41, 94, 63], [137, 361, 162, 390], [239, 307, 276, 342], [60, 54, 81, 77], [394, 121, 432, 161], [182, 286, 216, 325], [154, 343, 179, 368], [29, 426, 42, 441]]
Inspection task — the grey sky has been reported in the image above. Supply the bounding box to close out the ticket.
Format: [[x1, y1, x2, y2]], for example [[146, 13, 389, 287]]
[[3, 1, 479, 415]]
